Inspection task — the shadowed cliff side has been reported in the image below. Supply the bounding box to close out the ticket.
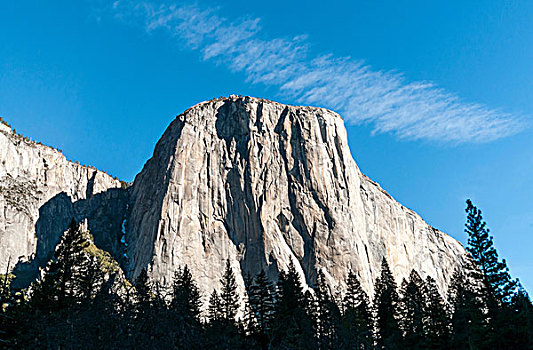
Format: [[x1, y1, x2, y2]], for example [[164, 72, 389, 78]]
[[0, 96, 469, 302], [10, 187, 129, 288], [125, 96, 468, 302]]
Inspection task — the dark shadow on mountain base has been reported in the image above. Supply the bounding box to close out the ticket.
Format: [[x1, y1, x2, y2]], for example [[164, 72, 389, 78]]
[[11, 187, 129, 289]]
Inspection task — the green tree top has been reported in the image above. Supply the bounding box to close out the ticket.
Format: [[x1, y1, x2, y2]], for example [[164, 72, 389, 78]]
[[465, 199, 518, 304]]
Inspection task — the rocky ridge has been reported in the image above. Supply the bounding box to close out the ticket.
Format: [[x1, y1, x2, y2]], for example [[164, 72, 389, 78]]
[[126, 96, 467, 301], [0, 96, 468, 301], [0, 121, 127, 285]]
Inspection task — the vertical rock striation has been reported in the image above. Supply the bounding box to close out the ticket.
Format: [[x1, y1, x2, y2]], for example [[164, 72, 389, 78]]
[[126, 96, 468, 300], [0, 122, 127, 285], [0, 96, 468, 299]]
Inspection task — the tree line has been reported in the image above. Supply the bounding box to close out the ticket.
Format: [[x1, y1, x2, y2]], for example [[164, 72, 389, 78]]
[[0, 200, 531, 349]]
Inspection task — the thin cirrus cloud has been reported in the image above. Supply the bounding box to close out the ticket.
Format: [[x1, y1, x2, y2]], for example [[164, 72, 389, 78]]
[[108, 0, 527, 144]]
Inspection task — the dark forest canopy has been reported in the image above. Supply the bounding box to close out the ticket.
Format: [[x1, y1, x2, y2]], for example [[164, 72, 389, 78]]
[[0, 201, 531, 349]]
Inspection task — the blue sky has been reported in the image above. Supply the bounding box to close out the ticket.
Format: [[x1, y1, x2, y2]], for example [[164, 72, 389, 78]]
[[1, 1, 532, 292]]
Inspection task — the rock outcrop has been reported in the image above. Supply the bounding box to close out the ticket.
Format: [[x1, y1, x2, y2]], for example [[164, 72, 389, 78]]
[[0, 121, 128, 286], [126, 96, 468, 301], [0, 96, 468, 300]]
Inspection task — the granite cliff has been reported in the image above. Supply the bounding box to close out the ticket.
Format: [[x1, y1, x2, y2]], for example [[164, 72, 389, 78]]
[[126, 96, 467, 301], [0, 96, 468, 300], [0, 121, 128, 286]]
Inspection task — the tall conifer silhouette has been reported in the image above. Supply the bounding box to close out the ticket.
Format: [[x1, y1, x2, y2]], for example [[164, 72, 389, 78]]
[[341, 270, 373, 349], [220, 259, 239, 326], [374, 258, 402, 349]]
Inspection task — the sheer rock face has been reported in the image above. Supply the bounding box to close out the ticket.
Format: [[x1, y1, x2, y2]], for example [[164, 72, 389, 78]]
[[0, 96, 468, 298], [0, 122, 126, 284], [127, 96, 468, 300]]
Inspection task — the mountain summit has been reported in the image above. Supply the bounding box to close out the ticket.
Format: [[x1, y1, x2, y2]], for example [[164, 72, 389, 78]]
[[0, 96, 467, 298]]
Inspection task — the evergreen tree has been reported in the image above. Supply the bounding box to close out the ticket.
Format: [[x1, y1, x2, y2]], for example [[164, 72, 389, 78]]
[[423, 276, 450, 349], [131, 268, 158, 347], [314, 270, 341, 349], [170, 265, 202, 324], [398, 270, 425, 349], [448, 267, 488, 350], [5, 203, 530, 349], [0, 259, 21, 348], [465, 199, 518, 303], [465, 199, 520, 348], [272, 260, 317, 349], [205, 286, 253, 349], [6, 222, 130, 349], [242, 271, 258, 337], [302, 289, 321, 350], [515, 286, 533, 349], [134, 268, 151, 308], [241, 294, 257, 336], [169, 265, 202, 347], [220, 259, 239, 326], [31, 219, 90, 309], [78, 254, 105, 301], [244, 271, 253, 290], [341, 270, 373, 349], [140, 281, 172, 348], [249, 269, 275, 345], [208, 289, 223, 324], [87, 274, 127, 348], [374, 258, 403, 350], [503, 283, 533, 349]]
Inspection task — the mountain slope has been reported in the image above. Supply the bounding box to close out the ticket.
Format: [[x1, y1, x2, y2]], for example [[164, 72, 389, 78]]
[[0, 121, 128, 286], [0, 96, 467, 298], [126, 96, 467, 299]]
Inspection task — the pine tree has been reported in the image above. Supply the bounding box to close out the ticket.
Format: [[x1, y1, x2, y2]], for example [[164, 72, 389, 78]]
[[275, 262, 304, 315], [272, 260, 316, 349], [244, 271, 253, 290], [88, 274, 126, 348], [374, 258, 403, 350], [208, 289, 223, 324], [465, 199, 518, 303], [465, 199, 520, 348], [131, 276, 172, 348], [13, 220, 128, 348], [205, 287, 253, 348], [302, 289, 321, 350], [168, 265, 203, 347], [423, 276, 450, 349], [0, 258, 20, 347], [131, 267, 154, 347], [398, 270, 425, 349], [504, 283, 533, 349], [242, 271, 258, 336], [220, 259, 239, 326], [341, 270, 373, 349], [31, 218, 90, 309], [134, 268, 151, 308], [448, 268, 488, 350], [78, 254, 105, 301], [249, 269, 275, 340], [241, 294, 258, 338], [170, 265, 202, 324], [305, 287, 319, 342], [314, 270, 340, 349]]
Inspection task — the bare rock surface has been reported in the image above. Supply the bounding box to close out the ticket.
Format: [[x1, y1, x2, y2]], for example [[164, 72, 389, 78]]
[[0, 96, 468, 300], [126, 96, 468, 302], [0, 122, 127, 286]]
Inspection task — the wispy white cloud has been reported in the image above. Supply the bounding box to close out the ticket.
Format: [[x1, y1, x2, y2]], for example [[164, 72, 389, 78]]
[[108, 0, 527, 143]]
